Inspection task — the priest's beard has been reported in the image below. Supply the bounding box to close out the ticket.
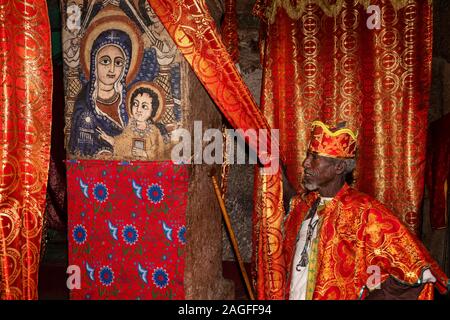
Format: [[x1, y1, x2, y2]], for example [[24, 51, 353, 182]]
[[303, 173, 318, 191], [303, 180, 318, 191]]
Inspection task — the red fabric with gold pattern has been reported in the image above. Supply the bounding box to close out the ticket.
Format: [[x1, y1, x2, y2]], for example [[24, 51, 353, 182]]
[[308, 121, 358, 159], [0, 0, 53, 299], [283, 184, 448, 300], [253, 0, 433, 299], [221, 0, 239, 62]]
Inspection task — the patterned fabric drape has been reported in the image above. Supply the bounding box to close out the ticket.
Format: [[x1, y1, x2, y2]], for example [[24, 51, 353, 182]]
[[255, 0, 429, 23], [252, 169, 284, 299], [67, 160, 188, 299], [253, 0, 432, 299], [0, 0, 53, 299], [221, 0, 240, 63], [146, 0, 276, 161]]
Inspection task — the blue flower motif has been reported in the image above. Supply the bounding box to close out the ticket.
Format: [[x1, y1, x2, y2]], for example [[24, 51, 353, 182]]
[[99, 266, 114, 286], [147, 184, 164, 204], [152, 267, 169, 289], [93, 182, 108, 203], [178, 226, 186, 245], [72, 225, 87, 244], [122, 225, 139, 245]]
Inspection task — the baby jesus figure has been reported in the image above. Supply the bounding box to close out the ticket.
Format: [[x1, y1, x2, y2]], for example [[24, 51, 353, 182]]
[[98, 82, 170, 160]]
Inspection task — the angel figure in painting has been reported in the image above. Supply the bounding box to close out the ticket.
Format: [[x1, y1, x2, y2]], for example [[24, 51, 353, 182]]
[[139, 0, 182, 131]]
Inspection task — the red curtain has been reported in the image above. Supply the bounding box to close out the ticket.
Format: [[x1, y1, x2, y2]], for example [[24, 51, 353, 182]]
[[0, 0, 53, 299], [221, 0, 240, 63], [253, 0, 432, 299]]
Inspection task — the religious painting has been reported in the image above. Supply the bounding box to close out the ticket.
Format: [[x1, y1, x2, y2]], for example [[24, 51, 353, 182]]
[[61, 0, 184, 160]]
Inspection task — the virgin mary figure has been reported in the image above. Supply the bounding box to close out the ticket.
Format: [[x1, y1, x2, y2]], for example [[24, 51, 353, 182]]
[[69, 28, 132, 157]]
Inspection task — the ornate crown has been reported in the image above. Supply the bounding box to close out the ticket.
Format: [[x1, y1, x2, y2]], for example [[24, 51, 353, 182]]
[[308, 120, 358, 159]]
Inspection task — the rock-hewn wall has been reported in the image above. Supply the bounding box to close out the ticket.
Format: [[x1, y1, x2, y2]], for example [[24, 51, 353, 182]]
[[183, 60, 234, 299], [222, 0, 260, 263], [183, 0, 235, 299], [421, 0, 450, 275]]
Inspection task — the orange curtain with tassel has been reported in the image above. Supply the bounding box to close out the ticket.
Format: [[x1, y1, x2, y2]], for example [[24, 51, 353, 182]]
[[0, 0, 53, 299], [253, 0, 432, 299]]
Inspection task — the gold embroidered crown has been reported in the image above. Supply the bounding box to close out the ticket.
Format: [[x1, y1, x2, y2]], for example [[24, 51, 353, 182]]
[[308, 120, 358, 158]]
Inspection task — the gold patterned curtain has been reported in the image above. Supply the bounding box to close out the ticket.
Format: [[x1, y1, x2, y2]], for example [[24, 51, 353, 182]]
[[0, 0, 53, 299], [253, 0, 432, 299], [257, 0, 431, 22]]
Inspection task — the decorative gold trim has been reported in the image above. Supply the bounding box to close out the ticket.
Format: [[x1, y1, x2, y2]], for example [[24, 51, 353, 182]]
[[262, 0, 429, 24], [309, 150, 356, 159], [311, 120, 358, 139]]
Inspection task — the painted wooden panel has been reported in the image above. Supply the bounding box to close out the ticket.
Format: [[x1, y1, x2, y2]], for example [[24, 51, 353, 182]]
[[61, 0, 184, 161]]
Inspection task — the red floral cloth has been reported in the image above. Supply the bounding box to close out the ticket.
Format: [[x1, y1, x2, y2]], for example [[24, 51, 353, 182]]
[[66, 160, 188, 299]]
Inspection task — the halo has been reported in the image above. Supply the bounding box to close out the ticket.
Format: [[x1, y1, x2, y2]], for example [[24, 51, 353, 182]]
[[127, 81, 166, 122], [80, 14, 144, 85]]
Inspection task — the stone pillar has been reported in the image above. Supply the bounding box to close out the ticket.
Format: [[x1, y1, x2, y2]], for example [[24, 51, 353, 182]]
[[182, 55, 234, 300], [181, 0, 234, 299]]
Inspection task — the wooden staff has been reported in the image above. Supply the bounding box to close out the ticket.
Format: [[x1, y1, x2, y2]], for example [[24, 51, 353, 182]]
[[210, 174, 255, 300]]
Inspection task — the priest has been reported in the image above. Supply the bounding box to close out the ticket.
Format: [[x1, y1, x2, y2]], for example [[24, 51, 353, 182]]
[[282, 120, 449, 300]]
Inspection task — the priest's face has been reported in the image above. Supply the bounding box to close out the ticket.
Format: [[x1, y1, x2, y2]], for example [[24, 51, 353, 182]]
[[302, 151, 339, 192]]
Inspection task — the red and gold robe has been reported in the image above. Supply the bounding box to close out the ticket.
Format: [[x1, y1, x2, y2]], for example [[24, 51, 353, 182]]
[[283, 183, 449, 300]]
